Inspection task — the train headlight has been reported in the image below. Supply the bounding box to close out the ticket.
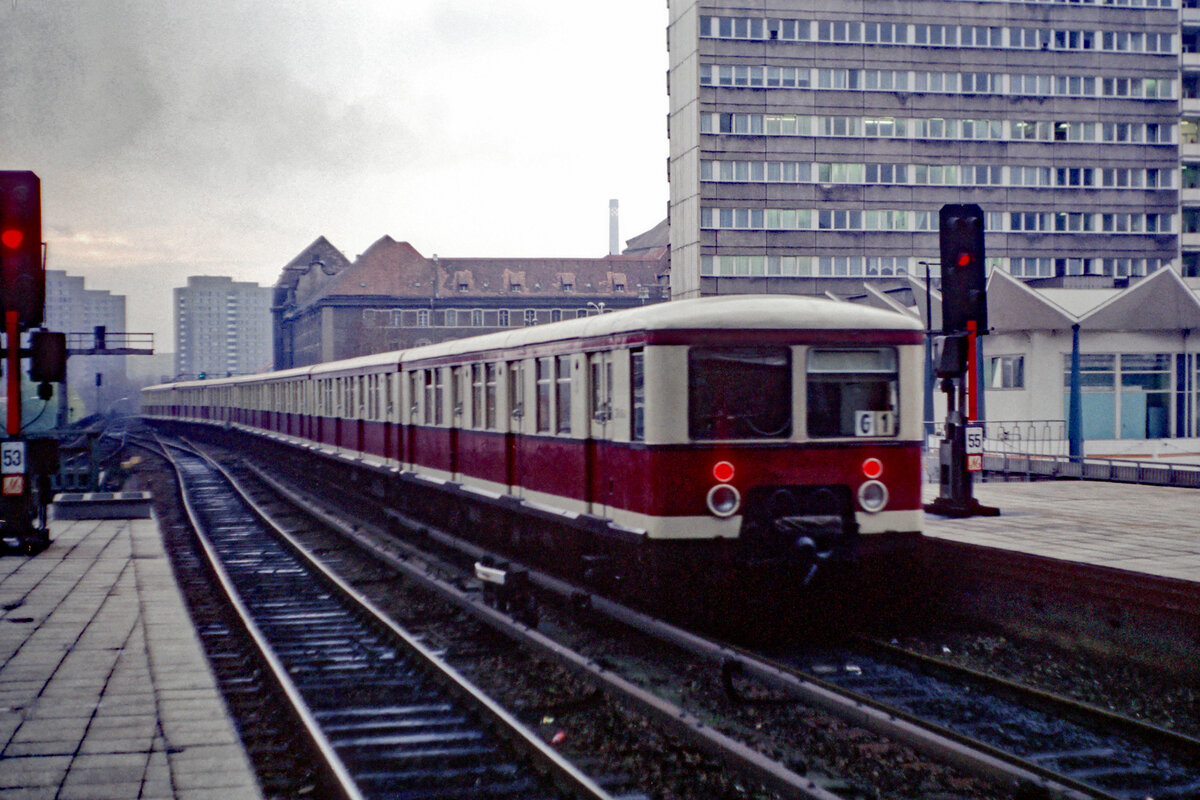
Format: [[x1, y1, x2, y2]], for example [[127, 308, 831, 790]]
[[707, 484, 741, 517], [857, 480, 888, 513]]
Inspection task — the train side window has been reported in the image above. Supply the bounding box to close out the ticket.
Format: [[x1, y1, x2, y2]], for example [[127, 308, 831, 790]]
[[410, 371, 423, 423], [536, 358, 553, 433], [631, 349, 645, 442], [688, 347, 792, 440], [450, 367, 462, 420], [426, 370, 434, 424], [556, 355, 572, 434], [435, 368, 446, 426], [807, 348, 898, 438], [507, 361, 524, 424], [485, 363, 498, 429], [472, 364, 484, 428]]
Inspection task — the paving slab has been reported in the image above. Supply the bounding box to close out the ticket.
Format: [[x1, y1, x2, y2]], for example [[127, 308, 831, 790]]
[[923, 478, 1200, 583], [0, 516, 263, 799]]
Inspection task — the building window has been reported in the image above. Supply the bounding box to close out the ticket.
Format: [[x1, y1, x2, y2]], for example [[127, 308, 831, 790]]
[[417, 309, 430, 328], [499, 309, 510, 327], [524, 309, 537, 326], [551, 309, 562, 322], [1063, 353, 1173, 440], [987, 356, 1025, 389], [471, 309, 483, 327]]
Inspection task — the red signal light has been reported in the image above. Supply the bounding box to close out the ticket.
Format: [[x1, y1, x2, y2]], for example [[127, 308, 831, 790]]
[[1, 229, 22, 249], [712, 461, 735, 483], [862, 457, 884, 479], [956, 251, 971, 267]]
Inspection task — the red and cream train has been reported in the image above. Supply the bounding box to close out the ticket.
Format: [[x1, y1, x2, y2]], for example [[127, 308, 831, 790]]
[[143, 295, 925, 612]]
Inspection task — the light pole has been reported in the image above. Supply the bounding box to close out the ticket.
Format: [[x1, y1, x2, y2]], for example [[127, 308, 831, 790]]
[[917, 261, 938, 439], [586, 301, 607, 315]]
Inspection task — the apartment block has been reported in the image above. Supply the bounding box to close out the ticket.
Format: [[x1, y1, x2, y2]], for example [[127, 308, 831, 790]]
[[174, 276, 273, 379]]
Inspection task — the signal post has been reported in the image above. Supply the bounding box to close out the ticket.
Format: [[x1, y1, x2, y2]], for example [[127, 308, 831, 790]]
[[0, 171, 62, 554], [925, 203, 1000, 519]]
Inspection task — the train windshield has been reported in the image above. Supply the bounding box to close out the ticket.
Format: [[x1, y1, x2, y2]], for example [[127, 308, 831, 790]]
[[688, 347, 792, 440], [807, 348, 898, 437]]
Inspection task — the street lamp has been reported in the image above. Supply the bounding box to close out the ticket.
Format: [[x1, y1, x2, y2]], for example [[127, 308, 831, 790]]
[[586, 301, 607, 315]]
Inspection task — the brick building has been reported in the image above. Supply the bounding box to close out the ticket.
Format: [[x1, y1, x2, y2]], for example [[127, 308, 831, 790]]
[[272, 234, 669, 369]]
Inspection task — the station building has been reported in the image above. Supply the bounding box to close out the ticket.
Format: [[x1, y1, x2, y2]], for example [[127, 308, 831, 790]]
[[898, 269, 1200, 456]]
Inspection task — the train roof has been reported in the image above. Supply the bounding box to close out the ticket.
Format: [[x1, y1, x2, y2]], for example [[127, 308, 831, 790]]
[[145, 296, 922, 389], [397, 294, 922, 363]]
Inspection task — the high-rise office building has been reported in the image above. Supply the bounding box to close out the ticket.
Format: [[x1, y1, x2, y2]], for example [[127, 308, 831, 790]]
[[174, 276, 273, 379], [668, 0, 1182, 298]]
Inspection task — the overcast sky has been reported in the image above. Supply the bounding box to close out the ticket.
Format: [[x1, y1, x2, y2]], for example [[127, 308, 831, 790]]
[[0, 1, 669, 350]]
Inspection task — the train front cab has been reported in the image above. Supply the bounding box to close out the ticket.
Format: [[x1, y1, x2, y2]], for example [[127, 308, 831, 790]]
[[625, 332, 925, 614]]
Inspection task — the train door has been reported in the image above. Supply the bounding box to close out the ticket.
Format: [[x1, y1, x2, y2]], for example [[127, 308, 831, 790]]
[[587, 351, 614, 516], [505, 359, 524, 498]]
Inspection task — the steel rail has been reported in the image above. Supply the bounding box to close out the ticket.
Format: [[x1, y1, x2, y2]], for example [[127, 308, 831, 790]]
[[236, 456, 849, 800], [238, 456, 1111, 800], [864, 637, 1200, 763], [157, 436, 366, 800], [188, 444, 615, 800]]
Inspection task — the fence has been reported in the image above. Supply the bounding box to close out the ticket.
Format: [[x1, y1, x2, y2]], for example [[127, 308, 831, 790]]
[[924, 419, 1200, 489]]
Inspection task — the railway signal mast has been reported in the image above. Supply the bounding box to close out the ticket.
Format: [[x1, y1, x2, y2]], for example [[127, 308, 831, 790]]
[[0, 171, 61, 553], [925, 203, 999, 518]]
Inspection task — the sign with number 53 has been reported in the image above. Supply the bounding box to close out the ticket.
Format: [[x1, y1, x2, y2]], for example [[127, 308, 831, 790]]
[[1, 441, 26, 475]]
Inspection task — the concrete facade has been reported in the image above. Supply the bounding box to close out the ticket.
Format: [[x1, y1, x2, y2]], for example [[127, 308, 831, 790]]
[[44, 270, 129, 416], [174, 276, 273, 380], [669, 0, 1182, 299]]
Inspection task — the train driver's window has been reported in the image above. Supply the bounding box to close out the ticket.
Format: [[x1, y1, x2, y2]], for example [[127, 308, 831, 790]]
[[688, 347, 792, 440], [807, 348, 898, 438]]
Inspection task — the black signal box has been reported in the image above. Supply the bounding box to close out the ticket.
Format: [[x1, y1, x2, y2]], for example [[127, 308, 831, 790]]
[[0, 171, 44, 329], [30, 331, 67, 383], [939, 203, 987, 334]]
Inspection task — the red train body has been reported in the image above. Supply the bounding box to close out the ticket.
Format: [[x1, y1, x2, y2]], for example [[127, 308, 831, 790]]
[[144, 296, 926, 613]]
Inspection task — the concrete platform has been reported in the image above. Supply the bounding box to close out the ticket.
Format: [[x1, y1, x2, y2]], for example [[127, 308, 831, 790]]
[[0, 516, 263, 800], [923, 478, 1200, 584]]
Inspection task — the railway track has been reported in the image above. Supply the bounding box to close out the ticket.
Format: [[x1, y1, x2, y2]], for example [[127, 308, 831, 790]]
[[156, 436, 614, 800], [206, 436, 1200, 800], [788, 642, 1200, 798]]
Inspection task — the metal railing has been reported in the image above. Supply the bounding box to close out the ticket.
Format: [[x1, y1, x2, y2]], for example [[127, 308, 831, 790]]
[[927, 419, 1068, 458], [925, 419, 1200, 489], [982, 452, 1200, 488]]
